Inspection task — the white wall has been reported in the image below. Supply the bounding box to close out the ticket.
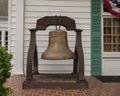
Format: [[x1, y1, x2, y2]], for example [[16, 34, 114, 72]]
[[9, 0, 91, 75], [102, 52, 120, 75], [103, 57, 120, 75], [0, 19, 8, 30], [8, 0, 17, 74]]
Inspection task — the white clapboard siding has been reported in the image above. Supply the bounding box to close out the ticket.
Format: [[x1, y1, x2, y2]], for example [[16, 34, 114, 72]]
[[0, 20, 8, 30], [102, 58, 120, 75], [23, 0, 91, 75], [8, 0, 16, 74]]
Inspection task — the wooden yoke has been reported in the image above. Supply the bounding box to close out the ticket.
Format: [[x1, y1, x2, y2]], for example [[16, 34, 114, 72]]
[[36, 16, 76, 30]]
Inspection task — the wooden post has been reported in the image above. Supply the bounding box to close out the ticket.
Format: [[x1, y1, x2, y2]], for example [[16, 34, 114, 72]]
[[33, 44, 39, 74], [75, 29, 85, 81], [73, 45, 78, 74], [26, 29, 36, 80]]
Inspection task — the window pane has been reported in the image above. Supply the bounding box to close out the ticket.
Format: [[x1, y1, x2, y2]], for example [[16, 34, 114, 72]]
[[113, 27, 120, 35], [5, 31, 8, 49], [104, 36, 112, 43], [103, 18, 120, 52], [104, 18, 111, 26], [104, 44, 112, 52], [113, 36, 120, 43], [113, 18, 120, 26], [113, 44, 120, 52], [104, 27, 111, 34], [113, 44, 117, 52], [118, 45, 120, 52]]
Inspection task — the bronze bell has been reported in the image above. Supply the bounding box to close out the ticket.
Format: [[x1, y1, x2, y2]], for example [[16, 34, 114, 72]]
[[41, 30, 74, 60]]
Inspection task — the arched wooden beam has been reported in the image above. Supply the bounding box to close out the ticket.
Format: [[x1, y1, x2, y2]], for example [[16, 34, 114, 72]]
[[36, 16, 76, 30]]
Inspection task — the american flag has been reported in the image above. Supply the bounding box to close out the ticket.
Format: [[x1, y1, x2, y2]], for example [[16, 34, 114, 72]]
[[104, 0, 120, 17]]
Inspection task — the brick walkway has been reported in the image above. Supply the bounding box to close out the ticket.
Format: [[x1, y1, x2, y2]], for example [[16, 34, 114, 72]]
[[5, 75, 120, 96]]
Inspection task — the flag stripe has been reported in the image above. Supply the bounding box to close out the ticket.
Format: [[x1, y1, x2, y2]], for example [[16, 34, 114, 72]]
[[104, 0, 120, 17]]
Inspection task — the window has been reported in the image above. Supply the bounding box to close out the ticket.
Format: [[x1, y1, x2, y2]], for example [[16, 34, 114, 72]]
[[103, 18, 120, 52], [5, 31, 8, 49], [0, 30, 8, 49]]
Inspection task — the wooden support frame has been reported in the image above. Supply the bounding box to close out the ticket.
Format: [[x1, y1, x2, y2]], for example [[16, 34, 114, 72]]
[[23, 16, 88, 89]]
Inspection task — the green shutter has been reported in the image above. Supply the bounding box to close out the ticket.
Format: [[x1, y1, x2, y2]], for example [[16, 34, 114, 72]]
[[91, 0, 102, 76]]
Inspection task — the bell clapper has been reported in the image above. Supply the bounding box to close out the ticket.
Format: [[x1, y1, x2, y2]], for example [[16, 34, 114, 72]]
[[55, 25, 61, 31], [55, 16, 61, 31]]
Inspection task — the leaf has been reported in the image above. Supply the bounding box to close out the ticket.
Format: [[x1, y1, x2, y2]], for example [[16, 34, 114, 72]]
[[0, 69, 4, 74]]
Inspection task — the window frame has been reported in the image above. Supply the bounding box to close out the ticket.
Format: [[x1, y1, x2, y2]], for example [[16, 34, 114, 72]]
[[102, 4, 120, 57]]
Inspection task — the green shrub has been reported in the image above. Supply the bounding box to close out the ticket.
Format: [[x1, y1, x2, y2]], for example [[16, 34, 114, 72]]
[[0, 46, 13, 96]]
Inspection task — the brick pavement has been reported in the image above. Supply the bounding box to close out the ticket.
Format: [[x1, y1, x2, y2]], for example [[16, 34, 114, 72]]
[[5, 75, 120, 96]]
